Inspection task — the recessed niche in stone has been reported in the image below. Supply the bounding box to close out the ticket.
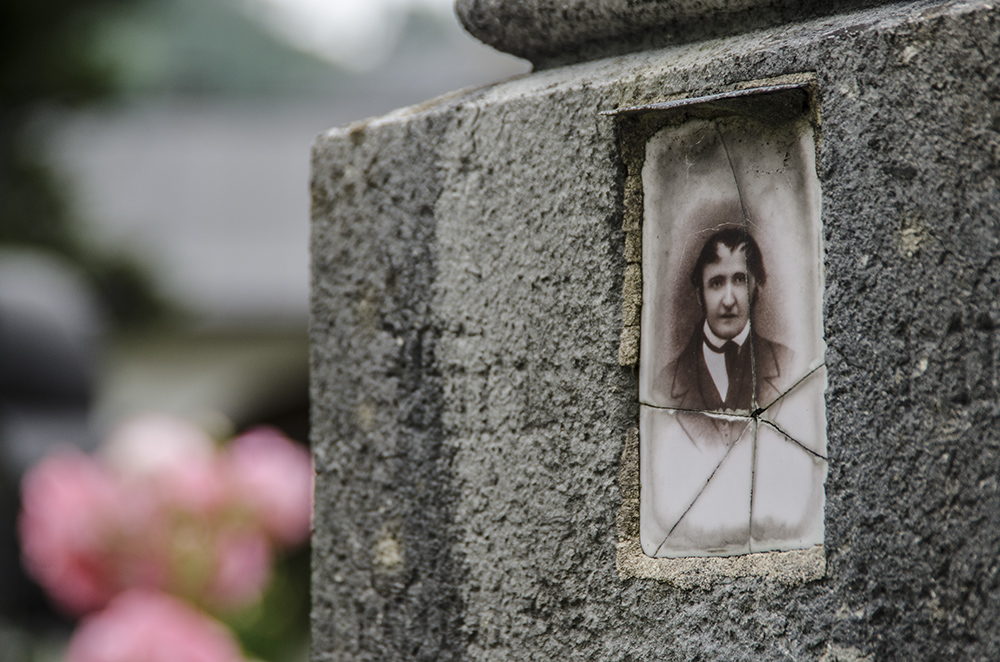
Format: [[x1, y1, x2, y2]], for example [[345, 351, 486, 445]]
[[636, 87, 826, 558]]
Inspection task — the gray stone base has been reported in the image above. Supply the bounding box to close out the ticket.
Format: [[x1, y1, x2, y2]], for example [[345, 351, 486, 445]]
[[311, 1, 1000, 659]]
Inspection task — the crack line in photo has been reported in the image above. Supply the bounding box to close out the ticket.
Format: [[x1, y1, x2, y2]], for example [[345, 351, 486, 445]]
[[714, 121, 753, 229], [641, 358, 824, 422], [714, 120, 760, 412], [748, 417, 758, 553], [639, 400, 756, 418], [652, 418, 754, 557], [759, 419, 827, 461], [758, 360, 826, 415]]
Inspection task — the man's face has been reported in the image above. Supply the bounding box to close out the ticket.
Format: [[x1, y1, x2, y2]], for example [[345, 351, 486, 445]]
[[700, 243, 754, 340]]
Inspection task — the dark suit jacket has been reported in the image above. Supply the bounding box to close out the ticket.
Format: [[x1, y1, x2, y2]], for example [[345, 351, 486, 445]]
[[658, 326, 793, 412]]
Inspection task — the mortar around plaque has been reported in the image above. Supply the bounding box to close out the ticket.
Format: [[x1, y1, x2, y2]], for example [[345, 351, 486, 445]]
[[631, 87, 827, 558]]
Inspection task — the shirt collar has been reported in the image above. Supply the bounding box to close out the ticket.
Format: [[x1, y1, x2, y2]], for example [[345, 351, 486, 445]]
[[703, 319, 750, 349]]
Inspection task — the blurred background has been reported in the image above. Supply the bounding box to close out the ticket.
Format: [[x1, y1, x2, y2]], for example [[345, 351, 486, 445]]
[[0, 0, 527, 658]]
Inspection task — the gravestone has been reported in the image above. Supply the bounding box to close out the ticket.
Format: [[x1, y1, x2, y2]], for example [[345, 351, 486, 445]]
[[310, 1, 1000, 659]]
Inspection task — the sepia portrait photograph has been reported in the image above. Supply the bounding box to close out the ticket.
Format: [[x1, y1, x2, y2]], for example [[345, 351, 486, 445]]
[[637, 105, 827, 558]]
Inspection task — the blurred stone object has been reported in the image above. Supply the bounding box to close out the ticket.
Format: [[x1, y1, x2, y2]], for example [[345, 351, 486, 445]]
[[0, 248, 103, 619], [456, 0, 888, 66]]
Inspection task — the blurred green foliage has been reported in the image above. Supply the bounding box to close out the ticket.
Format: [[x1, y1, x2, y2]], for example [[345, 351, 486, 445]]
[[0, 0, 125, 107], [223, 546, 311, 662], [0, 0, 170, 328], [1, 2, 314, 658], [0, 0, 353, 328], [90, 0, 348, 98]]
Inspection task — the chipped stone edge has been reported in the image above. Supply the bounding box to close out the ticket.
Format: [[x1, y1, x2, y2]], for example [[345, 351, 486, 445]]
[[616, 116, 644, 367], [616, 538, 827, 588], [616, 427, 826, 586]]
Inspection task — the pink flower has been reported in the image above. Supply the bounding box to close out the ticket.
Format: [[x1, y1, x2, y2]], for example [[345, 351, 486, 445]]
[[226, 427, 312, 547], [101, 414, 216, 479], [20, 416, 311, 618], [66, 590, 246, 662], [206, 532, 272, 608], [19, 450, 124, 615], [103, 413, 228, 516], [154, 458, 229, 517]]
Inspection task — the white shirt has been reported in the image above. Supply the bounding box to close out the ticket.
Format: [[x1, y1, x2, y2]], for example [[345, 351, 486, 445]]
[[702, 320, 750, 401]]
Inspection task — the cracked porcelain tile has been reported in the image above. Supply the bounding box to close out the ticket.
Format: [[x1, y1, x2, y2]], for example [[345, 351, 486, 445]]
[[751, 422, 826, 552], [637, 97, 826, 558], [760, 363, 827, 458], [640, 406, 753, 557]]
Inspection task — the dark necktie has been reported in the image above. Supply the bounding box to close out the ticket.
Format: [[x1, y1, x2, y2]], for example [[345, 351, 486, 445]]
[[704, 335, 743, 404], [722, 340, 740, 384]]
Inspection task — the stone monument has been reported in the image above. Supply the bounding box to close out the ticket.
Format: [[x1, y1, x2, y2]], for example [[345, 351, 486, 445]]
[[310, 1, 1000, 659]]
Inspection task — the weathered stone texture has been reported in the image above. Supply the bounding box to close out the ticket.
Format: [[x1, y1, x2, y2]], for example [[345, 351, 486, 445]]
[[311, 1, 1000, 660], [455, 0, 896, 68]]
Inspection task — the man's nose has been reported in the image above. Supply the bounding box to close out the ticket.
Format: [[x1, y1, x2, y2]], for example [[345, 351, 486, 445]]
[[722, 282, 737, 306]]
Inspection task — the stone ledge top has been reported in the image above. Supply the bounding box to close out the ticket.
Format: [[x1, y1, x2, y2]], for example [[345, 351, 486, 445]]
[[455, 0, 896, 67]]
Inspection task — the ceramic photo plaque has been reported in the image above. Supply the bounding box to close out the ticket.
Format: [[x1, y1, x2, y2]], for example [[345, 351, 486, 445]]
[[636, 89, 827, 558]]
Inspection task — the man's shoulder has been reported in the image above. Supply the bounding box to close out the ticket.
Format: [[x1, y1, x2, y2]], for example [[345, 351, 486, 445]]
[[658, 329, 706, 403], [753, 332, 795, 405], [671, 330, 704, 367], [754, 333, 793, 370]]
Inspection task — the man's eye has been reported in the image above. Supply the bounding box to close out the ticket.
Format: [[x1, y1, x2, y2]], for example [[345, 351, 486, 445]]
[[734, 274, 747, 284]]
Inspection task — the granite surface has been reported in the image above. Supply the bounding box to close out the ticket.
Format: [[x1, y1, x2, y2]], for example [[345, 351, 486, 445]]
[[454, 0, 899, 67], [311, 1, 1000, 659]]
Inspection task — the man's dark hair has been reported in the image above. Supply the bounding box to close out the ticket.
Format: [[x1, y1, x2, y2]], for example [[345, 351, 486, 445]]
[[689, 227, 767, 289]]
